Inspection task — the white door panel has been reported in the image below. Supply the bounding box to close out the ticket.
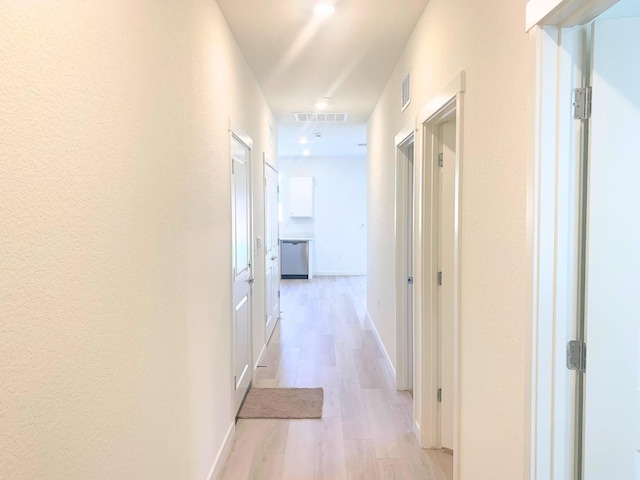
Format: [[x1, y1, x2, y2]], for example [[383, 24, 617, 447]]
[[583, 14, 640, 480], [265, 163, 280, 341], [232, 134, 252, 415], [439, 120, 456, 451]]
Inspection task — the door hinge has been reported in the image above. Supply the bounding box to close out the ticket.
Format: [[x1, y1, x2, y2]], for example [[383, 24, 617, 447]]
[[234, 375, 237, 387], [408, 276, 413, 285], [566, 340, 586, 372], [278, 290, 281, 298], [437, 388, 442, 403], [572, 87, 592, 120], [438, 153, 444, 167], [437, 271, 443, 286]]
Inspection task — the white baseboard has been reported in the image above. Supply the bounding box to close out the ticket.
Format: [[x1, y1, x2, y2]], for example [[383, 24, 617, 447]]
[[207, 422, 235, 480], [365, 310, 396, 381], [414, 420, 422, 446], [254, 342, 268, 374]]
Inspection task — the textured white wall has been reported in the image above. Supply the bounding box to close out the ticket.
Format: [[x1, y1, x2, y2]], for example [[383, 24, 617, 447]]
[[279, 156, 367, 276], [367, 0, 535, 478], [0, 1, 274, 478]]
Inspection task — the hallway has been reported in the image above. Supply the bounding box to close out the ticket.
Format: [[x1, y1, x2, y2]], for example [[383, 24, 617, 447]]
[[219, 277, 452, 480]]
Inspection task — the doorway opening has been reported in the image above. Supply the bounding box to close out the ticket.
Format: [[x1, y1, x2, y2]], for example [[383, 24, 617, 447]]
[[529, 0, 640, 477], [414, 72, 464, 480], [395, 127, 416, 394]]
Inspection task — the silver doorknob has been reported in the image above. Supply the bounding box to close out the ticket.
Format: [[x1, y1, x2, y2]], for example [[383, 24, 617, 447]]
[[271, 256, 278, 260], [248, 277, 255, 284]]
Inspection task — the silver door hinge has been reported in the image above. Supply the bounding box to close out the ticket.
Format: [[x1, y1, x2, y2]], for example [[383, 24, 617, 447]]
[[572, 87, 592, 120], [439, 153, 444, 167], [566, 340, 586, 372], [437, 272, 443, 286], [408, 276, 413, 285], [278, 290, 281, 298], [437, 388, 442, 403]]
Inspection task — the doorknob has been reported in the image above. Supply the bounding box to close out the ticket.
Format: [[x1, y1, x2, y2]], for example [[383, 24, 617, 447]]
[[271, 256, 278, 261], [248, 277, 255, 284]]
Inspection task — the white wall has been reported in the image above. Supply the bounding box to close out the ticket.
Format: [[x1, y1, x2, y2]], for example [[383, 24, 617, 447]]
[[367, 0, 535, 479], [279, 156, 367, 276], [0, 1, 274, 479]]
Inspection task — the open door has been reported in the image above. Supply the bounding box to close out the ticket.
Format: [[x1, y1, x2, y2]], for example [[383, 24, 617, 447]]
[[264, 159, 280, 342], [437, 119, 456, 451], [231, 131, 253, 415], [581, 10, 640, 479]]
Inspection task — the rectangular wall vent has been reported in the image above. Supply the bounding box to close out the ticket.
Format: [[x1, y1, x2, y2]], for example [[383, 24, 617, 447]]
[[294, 112, 349, 123], [401, 72, 411, 112]]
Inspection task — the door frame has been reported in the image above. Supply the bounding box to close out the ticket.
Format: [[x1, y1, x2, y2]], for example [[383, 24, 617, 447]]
[[263, 153, 279, 343], [395, 123, 417, 393], [526, 1, 621, 477], [414, 72, 464, 480], [229, 120, 254, 415]]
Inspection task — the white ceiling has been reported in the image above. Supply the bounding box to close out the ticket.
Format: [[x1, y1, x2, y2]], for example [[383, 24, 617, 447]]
[[216, 0, 429, 156]]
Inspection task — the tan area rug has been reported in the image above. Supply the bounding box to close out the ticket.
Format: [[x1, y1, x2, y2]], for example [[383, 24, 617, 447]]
[[238, 388, 324, 419]]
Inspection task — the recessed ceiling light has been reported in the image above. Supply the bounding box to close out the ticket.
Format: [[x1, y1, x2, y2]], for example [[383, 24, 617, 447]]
[[313, 3, 335, 17], [303, 149, 311, 157], [299, 137, 308, 145], [314, 98, 331, 110]]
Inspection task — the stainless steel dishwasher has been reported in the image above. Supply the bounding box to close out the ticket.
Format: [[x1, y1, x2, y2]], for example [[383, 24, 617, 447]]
[[280, 240, 309, 279]]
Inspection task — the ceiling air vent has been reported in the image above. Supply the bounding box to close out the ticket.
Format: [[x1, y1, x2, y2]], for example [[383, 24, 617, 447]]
[[294, 112, 349, 123], [401, 72, 411, 112]]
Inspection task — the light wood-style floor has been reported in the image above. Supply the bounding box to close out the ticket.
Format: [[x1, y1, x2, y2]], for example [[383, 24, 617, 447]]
[[219, 276, 453, 480]]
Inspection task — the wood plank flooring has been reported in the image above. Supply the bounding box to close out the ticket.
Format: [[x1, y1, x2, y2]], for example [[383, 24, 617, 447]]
[[218, 276, 453, 480]]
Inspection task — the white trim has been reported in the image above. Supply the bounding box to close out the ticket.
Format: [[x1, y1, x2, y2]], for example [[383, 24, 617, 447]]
[[254, 342, 268, 375], [415, 76, 463, 480], [526, 0, 619, 30], [413, 421, 422, 444], [417, 72, 466, 126], [365, 310, 396, 381], [264, 152, 277, 171], [206, 422, 236, 480], [395, 121, 416, 148], [395, 121, 417, 393], [229, 123, 255, 416], [264, 154, 279, 345], [229, 119, 253, 149], [528, 1, 621, 477]]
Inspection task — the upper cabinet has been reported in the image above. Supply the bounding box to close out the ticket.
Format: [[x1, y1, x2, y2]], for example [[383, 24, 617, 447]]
[[289, 176, 314, 217]]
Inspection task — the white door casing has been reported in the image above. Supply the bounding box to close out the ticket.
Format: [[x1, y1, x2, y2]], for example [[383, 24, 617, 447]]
[[231, 129, 253, 415], [415, 72, 464, 480], [395, 124, 416, 392], [407, 144, 415, 393], [264, 157, 280, 342], [583, 14, 640, 479], [528, 1, 640, 476]]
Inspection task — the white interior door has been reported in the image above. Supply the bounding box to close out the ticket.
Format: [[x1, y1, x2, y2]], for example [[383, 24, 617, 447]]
[[438, 120, 456, 450], [264, 161, 280, 342], [231, 133, 253, 415], [583, 13, 640, 479], [407, 143, 415, 392]]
